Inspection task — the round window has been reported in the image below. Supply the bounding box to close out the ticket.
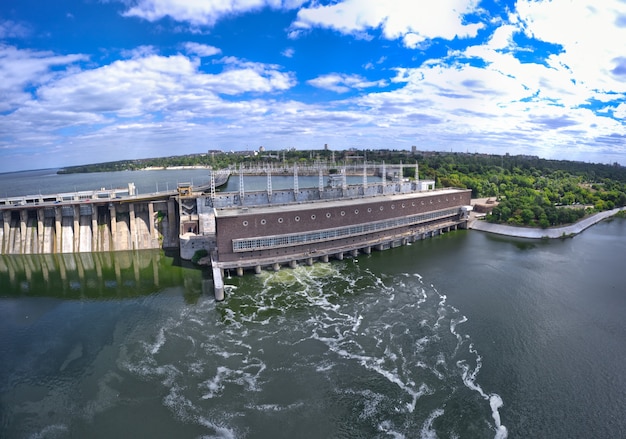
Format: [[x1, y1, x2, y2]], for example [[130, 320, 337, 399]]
[[278, 217, 284, 223], [295, 216, 300, 222], [326, 212, 331, 218], [260, 219, 266, 225], [242, 220, 248, 226]]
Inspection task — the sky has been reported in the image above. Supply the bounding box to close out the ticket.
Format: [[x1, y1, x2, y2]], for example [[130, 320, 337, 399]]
[[1, 0, 626, 172]]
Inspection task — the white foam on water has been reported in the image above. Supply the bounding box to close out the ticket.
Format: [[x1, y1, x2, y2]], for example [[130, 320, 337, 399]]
[[419, 273, 508, 438], [197, 417, 238, 439], [378, 420, 406, 439], [245, 401, 305, 412], [456, 344, 508, 439], [201, 366, 230, 399], [352, 313, 363, 333], [149, 324, 167, 355], [28, 423, 68, 439], [420, 408, 444, 439]]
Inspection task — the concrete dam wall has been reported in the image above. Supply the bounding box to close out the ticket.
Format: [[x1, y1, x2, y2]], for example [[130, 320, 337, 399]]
[[0, 199, 179, 255]]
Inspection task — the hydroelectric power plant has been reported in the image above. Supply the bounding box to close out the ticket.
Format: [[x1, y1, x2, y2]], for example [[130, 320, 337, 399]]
[[0, 164, 472, 300]]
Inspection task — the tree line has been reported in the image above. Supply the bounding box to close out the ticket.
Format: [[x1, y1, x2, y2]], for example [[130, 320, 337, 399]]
[[58, 149, 626, 228]]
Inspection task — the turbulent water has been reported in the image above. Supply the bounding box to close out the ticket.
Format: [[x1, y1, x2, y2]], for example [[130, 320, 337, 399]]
[[0, 251, 507, 439], [1, 170, 625, 438]]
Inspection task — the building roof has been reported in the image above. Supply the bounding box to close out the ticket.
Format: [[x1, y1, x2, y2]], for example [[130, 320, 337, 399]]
[[214, 188, 468, 218]]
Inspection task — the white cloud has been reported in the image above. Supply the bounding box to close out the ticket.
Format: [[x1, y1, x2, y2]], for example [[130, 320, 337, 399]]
[[515, 0, 626, 93], [292, 0, 484, 47], [402, 33, 425, 50], [282, 47, 295, 58], [0, 47, 303, 170], [307, 73, 387, 93], [122, 0, 306, 26], [183, 42, 221, 57], [0, 45, 86, 112], [0, 20, 31, 39]]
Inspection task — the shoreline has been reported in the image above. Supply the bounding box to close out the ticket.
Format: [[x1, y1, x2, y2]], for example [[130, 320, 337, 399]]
[[468, 207, 625, 239]]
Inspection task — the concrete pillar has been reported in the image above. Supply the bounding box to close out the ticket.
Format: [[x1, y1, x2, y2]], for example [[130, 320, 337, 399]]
[[321, 254, 329, 263], [73, 206, 80, 252], [236, 266, 244, 276], [109, 204, 117, 251], [214, 285, 225, 302], [351, 249, 358, 257], [2, 211, 10, 253], [255, 265, 262, 274], [55, 207, 62, 253], [148, 202, 156, 242], [92, 206, 98, 251], [129, 203, 137, 250], [375, 244, 384, 251], [37, 209, 44, 253], [289, 260, 297, 269], [273, 262, 280, 271], [363, 246, 371, 254], [19, 209, 27, 254], [167, 200, 177, 247], [306, 257, 313, 266], [336, 252, 344, 261]]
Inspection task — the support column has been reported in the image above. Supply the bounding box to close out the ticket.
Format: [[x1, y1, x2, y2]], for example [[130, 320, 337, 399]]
[[3, 211, 10, 254], [148, 202, 156, 243], [321, 254, 329, 263], [236, 267, 244, 276], [73, 206, 80, 252], [350, 249, 358, 257], [109, 204, 117, 251], [129, 203, 137, 250], [306, 257, 313, 266], [255, 265, 262, 274], [37, 208, 44, 253], [336, 252, 344, 261], [167, 200, 177, 247], [272, 262, 280, 271], [92, 206, 98, 251], [289, 260, 297, 269], [55, 207, 62, 253], [363, 246, 371, 254], [19, 209, 27, 254]]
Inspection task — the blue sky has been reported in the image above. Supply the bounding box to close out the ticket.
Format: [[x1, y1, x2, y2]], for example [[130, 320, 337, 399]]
[[1, 0, 626, 172]]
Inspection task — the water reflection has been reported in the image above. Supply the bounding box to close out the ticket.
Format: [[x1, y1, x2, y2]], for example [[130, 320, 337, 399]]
[[0, 250, 212, 301]]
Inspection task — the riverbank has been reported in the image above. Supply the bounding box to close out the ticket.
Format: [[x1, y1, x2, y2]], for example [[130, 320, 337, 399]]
[[468, 207, 625, 239]]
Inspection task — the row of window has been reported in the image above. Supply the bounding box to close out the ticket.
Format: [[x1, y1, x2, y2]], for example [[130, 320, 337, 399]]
[[232, 208, 460, 252], [241, 196, 464, 227]]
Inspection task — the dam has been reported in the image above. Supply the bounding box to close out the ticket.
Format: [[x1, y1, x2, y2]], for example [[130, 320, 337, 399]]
[[0, 166, 472, 300]]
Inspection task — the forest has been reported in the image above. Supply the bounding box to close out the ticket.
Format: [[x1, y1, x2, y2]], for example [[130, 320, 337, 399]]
[[58, 149, 626, 228]]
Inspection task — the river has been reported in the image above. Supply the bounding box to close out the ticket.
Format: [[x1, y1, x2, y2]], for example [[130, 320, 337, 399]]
[[1, 170, 625, 438]]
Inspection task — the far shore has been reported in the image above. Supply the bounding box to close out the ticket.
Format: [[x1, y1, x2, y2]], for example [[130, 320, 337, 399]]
[[468, 207, 625, 239]]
